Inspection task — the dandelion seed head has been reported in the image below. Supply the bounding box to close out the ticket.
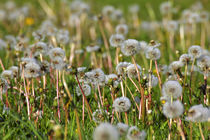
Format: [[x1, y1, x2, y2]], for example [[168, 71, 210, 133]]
[[85, 69, 106, 86], [179, 54, 193, 64], [186, 104, 210, 122], [162, 80, 182, 99], [1, 70, 13, 79], [102, 5, 115, 17], [145, 47, 161, 60], [116, 123, 129, 136], [127, 126, 147, 140], [24, 62, 40, 78], [86, 45, 100, 52], [121, 39, 141, 56], [51, 57, 65, 70], [160, 1, 172, 15], [188, 45, 202, 58], [169, 61, 184, 74], [49, 47, 65, 60], [116, 62, 132, 76], [163, 100, 184, 118], [92, 109, 108, 123], [9, 66, 19, 77], [129, 4, 140, 14], [76, 84, 91, 97], [115, 24, 128, 35], [105, 74, 120, 88], [113, 97, 131, 112], [93, 123, 119, 140], [126, 64, 141, 78], [109, 34, 124, 47]]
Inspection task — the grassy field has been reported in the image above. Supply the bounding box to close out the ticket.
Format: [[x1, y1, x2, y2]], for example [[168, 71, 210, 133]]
[[0, 0, 209, 140]]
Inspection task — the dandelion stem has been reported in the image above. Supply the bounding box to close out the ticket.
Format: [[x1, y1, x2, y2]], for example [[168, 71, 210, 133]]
[[199, 123, 205, 140], [155, 60, 162, 90], [56, 70, 61, 122], [148, 59, 153, 109]]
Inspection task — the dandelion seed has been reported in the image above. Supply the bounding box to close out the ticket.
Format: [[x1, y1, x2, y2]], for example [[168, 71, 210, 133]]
[[111, 9, 123, 21], [102, 5, 115, 17], [85, 69, 106, 86], [169, 61, 184, 74], [163, 100, 184, 118], [146, 74, 158, 87], [51, 57, 65, 70], [121, 39, 141, 56], [76, 84, 91, 97], [30, 42, 48, 56], [129, 4, 139, 14], [186, 104, 210, 122], [93, 123, 119, 140], [113, 97, 131, 112], [197, 55, 210, 69], [199, 11, 209, 22], [164, 20, 179, 32], [109, 34, 124, 47], [160, 1, 172, 15], [162, 80, 182, 99], [126, 64, 141, 78], [127, 126, 147, 140]]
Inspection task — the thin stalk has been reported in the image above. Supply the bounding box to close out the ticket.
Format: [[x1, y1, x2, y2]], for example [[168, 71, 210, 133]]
[[155, 60, 162, 90], [75, 109, 83, 140], [199, 123, 205, 140], [148, 60, 153, 109], [177, 118, 185, 140], [56, 70, 61, 122]]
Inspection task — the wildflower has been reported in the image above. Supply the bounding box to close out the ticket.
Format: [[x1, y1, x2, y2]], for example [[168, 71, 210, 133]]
[[146, 74, 158, 87], [111, 9, 123, 21], [199, 11, 209, 22], [93, 123, 119, 140], [105, 74, 120, 88], [113, 97, 131, 112], [145, 47, 161, 60], [56, 29, 70, 45], [30, 42, 48, 56], [24, 62, 40, 78], [129, 4, 140, 14], [139, 41, 148, 53], [21, 57, 37, 67], [126, 64, 141, 78], [76, 84, 91, 97], [158, 64, 168, 74], [109, 34, 124, 47], [92, 109, 108, 123], [116, 62, 132, 76], [86, 45, 100, 52], [186, 104, 210, 122], [116, 123, 129, 136], [85, 69, 106, 86], [169, 61, 184, 74], [179, 54, 193, 64], [163, 100, 184, 118], [1, 70, 13, 79], [0, 39, 7, 50], [160, 96, 170, 104], [188, 45, 202, 58], [48, 47, 65, 60], [188, 12, 200, 23], [164, 20, 178, 32], [0, 78, 9, 93], [102, 5, 115, 17], [121, 39, 141, 56], [197, 55, 210, 69], [51, 57, 65, 70], [162, 80, 182, 99], [115, 24, 128, 35], [9, 66, 19, 77], [127, 126, 147, 140], [160, 1, 172, 15]]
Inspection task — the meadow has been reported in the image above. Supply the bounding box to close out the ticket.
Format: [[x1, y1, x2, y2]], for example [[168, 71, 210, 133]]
[[0, 0, 209, 139]]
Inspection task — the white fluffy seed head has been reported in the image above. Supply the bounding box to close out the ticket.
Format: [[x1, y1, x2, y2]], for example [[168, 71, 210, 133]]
[[127, 126, 147, 140], [169, 61, 184, 74], [116, 62, 132, 76], [24, 62, 40, 78], [105, 74, 120, 88], [116, 123, 129, 136], [160, 1, 172, 15], [163, 100, 184, 119], [164, 20, 178, 32], [186, 104, 210, 122], [121, 39, 141, 56], [115, 24, 128, 35], [188, 45, 202, 58], [9, 66, 19, 77], [92, 109, 108, 123], [76, 84, 91, 97], [93, 123, 119, 140], [109, 34, 125, 47], [102, 5, 115, 17], [85, 69, 106, 86], [179, 54, 193, 64], [113, 97, 131, 112], [145, 47, 161, 60], [126, 64, 141, 78], [162, 80, 182, 99], [1, 70, 13, 79], [51, 57, 65, 70], [86, 45, 100, 52], [197, 55, 210, 69], [48, 47, 65, 60]]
